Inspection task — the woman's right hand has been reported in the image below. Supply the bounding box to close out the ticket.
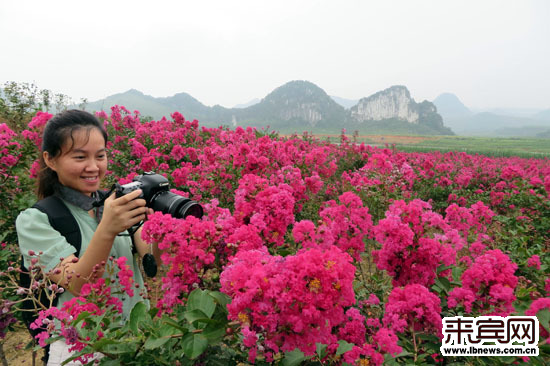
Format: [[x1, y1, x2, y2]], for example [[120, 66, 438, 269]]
[[99, 190, 148, 237]]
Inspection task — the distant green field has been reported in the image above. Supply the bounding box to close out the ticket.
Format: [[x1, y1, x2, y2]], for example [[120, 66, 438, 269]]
[[311, 134, 550, 158]]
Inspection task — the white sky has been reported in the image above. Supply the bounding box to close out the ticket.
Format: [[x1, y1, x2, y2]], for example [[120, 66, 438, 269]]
[[1, 0, 548, 109]]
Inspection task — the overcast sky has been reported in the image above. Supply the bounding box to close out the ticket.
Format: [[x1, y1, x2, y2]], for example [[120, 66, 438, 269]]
[[1, 0, 548, 110]]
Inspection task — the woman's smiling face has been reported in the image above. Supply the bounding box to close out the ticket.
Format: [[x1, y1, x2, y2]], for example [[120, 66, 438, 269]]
[[44, 127, 107, 196]]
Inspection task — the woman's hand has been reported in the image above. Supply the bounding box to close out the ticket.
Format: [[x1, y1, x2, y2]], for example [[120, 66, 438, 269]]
[[99, 190, 148, 237]]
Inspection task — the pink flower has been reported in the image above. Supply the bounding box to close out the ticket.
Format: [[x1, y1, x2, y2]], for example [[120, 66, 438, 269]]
[[142, 213, 223, 310], [373, 328, 402, 356], [319, 192, 373, 261], [220, 246, 355, 357], [115, 257, 135, 297], [383, 284, 442, 337], [373, 199, 457, 287], [527, 255, 541, 270], [450, 249, 518, 316], [525, 297, 550, 342], [234, 174, 295, 246]]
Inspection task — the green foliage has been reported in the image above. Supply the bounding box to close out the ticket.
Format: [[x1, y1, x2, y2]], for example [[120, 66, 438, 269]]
[[0, 81, 72, 133], [64, 289, 235, 365]]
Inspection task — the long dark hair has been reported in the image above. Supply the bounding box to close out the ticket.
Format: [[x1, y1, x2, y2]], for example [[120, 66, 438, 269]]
[[37, 110, 108, 199]]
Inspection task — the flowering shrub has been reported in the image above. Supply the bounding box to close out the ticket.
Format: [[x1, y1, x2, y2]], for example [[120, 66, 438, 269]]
[[383, 284, 443, 337], [372, 199, 460, 287], [448, 249, 518, 316], [1, 106, 549, 365], [220, 246, 356, 360]]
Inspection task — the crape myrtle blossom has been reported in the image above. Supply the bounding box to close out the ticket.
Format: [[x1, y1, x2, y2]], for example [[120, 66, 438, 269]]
[[31, 278, 123, 364], [525, 297, 550, 344], [220, 246, 356, 360], [337, 308, 402, 365], [448, 249, 518, 316], [319, 192, 374, 261], [527, 254, 542, 270], [20, 111, 52, 148], [0, 123, 22, 176], [383, 284, 443, 337], [372, 199, 460, 287], [234, 174, 295, 246], [142, 212, 223, 311]]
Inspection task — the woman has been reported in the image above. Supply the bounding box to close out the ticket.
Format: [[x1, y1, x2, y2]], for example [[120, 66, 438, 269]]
[[16, 109, 158, 365]]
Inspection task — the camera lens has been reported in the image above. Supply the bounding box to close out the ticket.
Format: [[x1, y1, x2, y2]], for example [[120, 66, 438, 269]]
[[150, 191, 203, 219]]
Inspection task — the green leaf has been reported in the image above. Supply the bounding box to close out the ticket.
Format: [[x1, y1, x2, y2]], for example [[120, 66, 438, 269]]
[[184, 309, 210, 324], [182, 333, 208, 359], [282, 349, 307, 366], [536, 308, 550, 334], [95, 359, 121, 366], [335, 340, 354, 356], [129, 301, 148, 333], [91, 338, 119, 352], [148, 307, 160, 318], [188, 289, 216, 318], [202, 322, 226, 342], [102, 341, 140, 355], [163, 318, 189, 333], [393, 350, 413, 358], [144, 322, 179, 350], [435, 277, 451, 293], [451, 266, 463, 282], [209, 291, 231, 309], [144, 336, 170, 350], [316, 343, 327, 359], [436, 264, 452, 274], [73, 311, 91, 327]]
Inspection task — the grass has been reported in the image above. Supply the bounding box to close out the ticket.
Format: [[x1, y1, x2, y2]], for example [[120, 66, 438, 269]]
[[302, 134, 550, 159]]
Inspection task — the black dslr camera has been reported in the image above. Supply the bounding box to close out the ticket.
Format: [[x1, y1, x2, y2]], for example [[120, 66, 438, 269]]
[[115, 172, 203, 219], [113, 172, 203, 278]]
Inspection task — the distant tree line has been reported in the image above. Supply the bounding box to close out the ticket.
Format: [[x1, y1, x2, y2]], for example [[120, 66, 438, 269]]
[[0, 81, 88, 133]]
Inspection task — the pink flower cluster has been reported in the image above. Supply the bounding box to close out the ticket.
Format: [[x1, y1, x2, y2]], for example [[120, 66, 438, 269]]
[[527, 255, 541, 270], [319, 192, 373, 261], [220, 246, 356, 359], [337, 308, 402, 366], [115, 257, 134, 297], [525, 297, 550, 343], [234, 174, 295, 246], [0, 123, 21, 176], [20, 111, 52, 148], [372, 199, 460, 287], [444, 201, 495, 240], [31, 278, 122, 363], [141, 212, 223, 310], [292, 192, 372, 261], [383, 284, 443, 337], [448, 249, 518, 316]]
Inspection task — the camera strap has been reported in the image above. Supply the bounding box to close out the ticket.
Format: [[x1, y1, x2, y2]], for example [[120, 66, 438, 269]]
[[91, 184, 117, 209]]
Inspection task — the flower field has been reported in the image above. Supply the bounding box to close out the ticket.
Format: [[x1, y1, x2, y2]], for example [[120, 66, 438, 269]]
[[1, 106, 550, 365]]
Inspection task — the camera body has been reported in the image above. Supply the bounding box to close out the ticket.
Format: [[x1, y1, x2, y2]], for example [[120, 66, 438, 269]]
[[115, 172, 169, 202], [115, 172, 203, 219]]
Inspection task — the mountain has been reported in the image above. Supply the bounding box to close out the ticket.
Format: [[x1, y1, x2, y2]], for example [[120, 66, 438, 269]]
[[480, 107, 543, 118], [449, 112, 550, 135], [433, 93, 472, 121], [235, 80, 347, 130], [349, 86, 453, 135], [83, 81, 452, 135], [233, 98, 260, 109], [534, 109, 550, 121], [330, 96, 359, 109], [431, 93, 550, 136], [84, 89, 175, 118]]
